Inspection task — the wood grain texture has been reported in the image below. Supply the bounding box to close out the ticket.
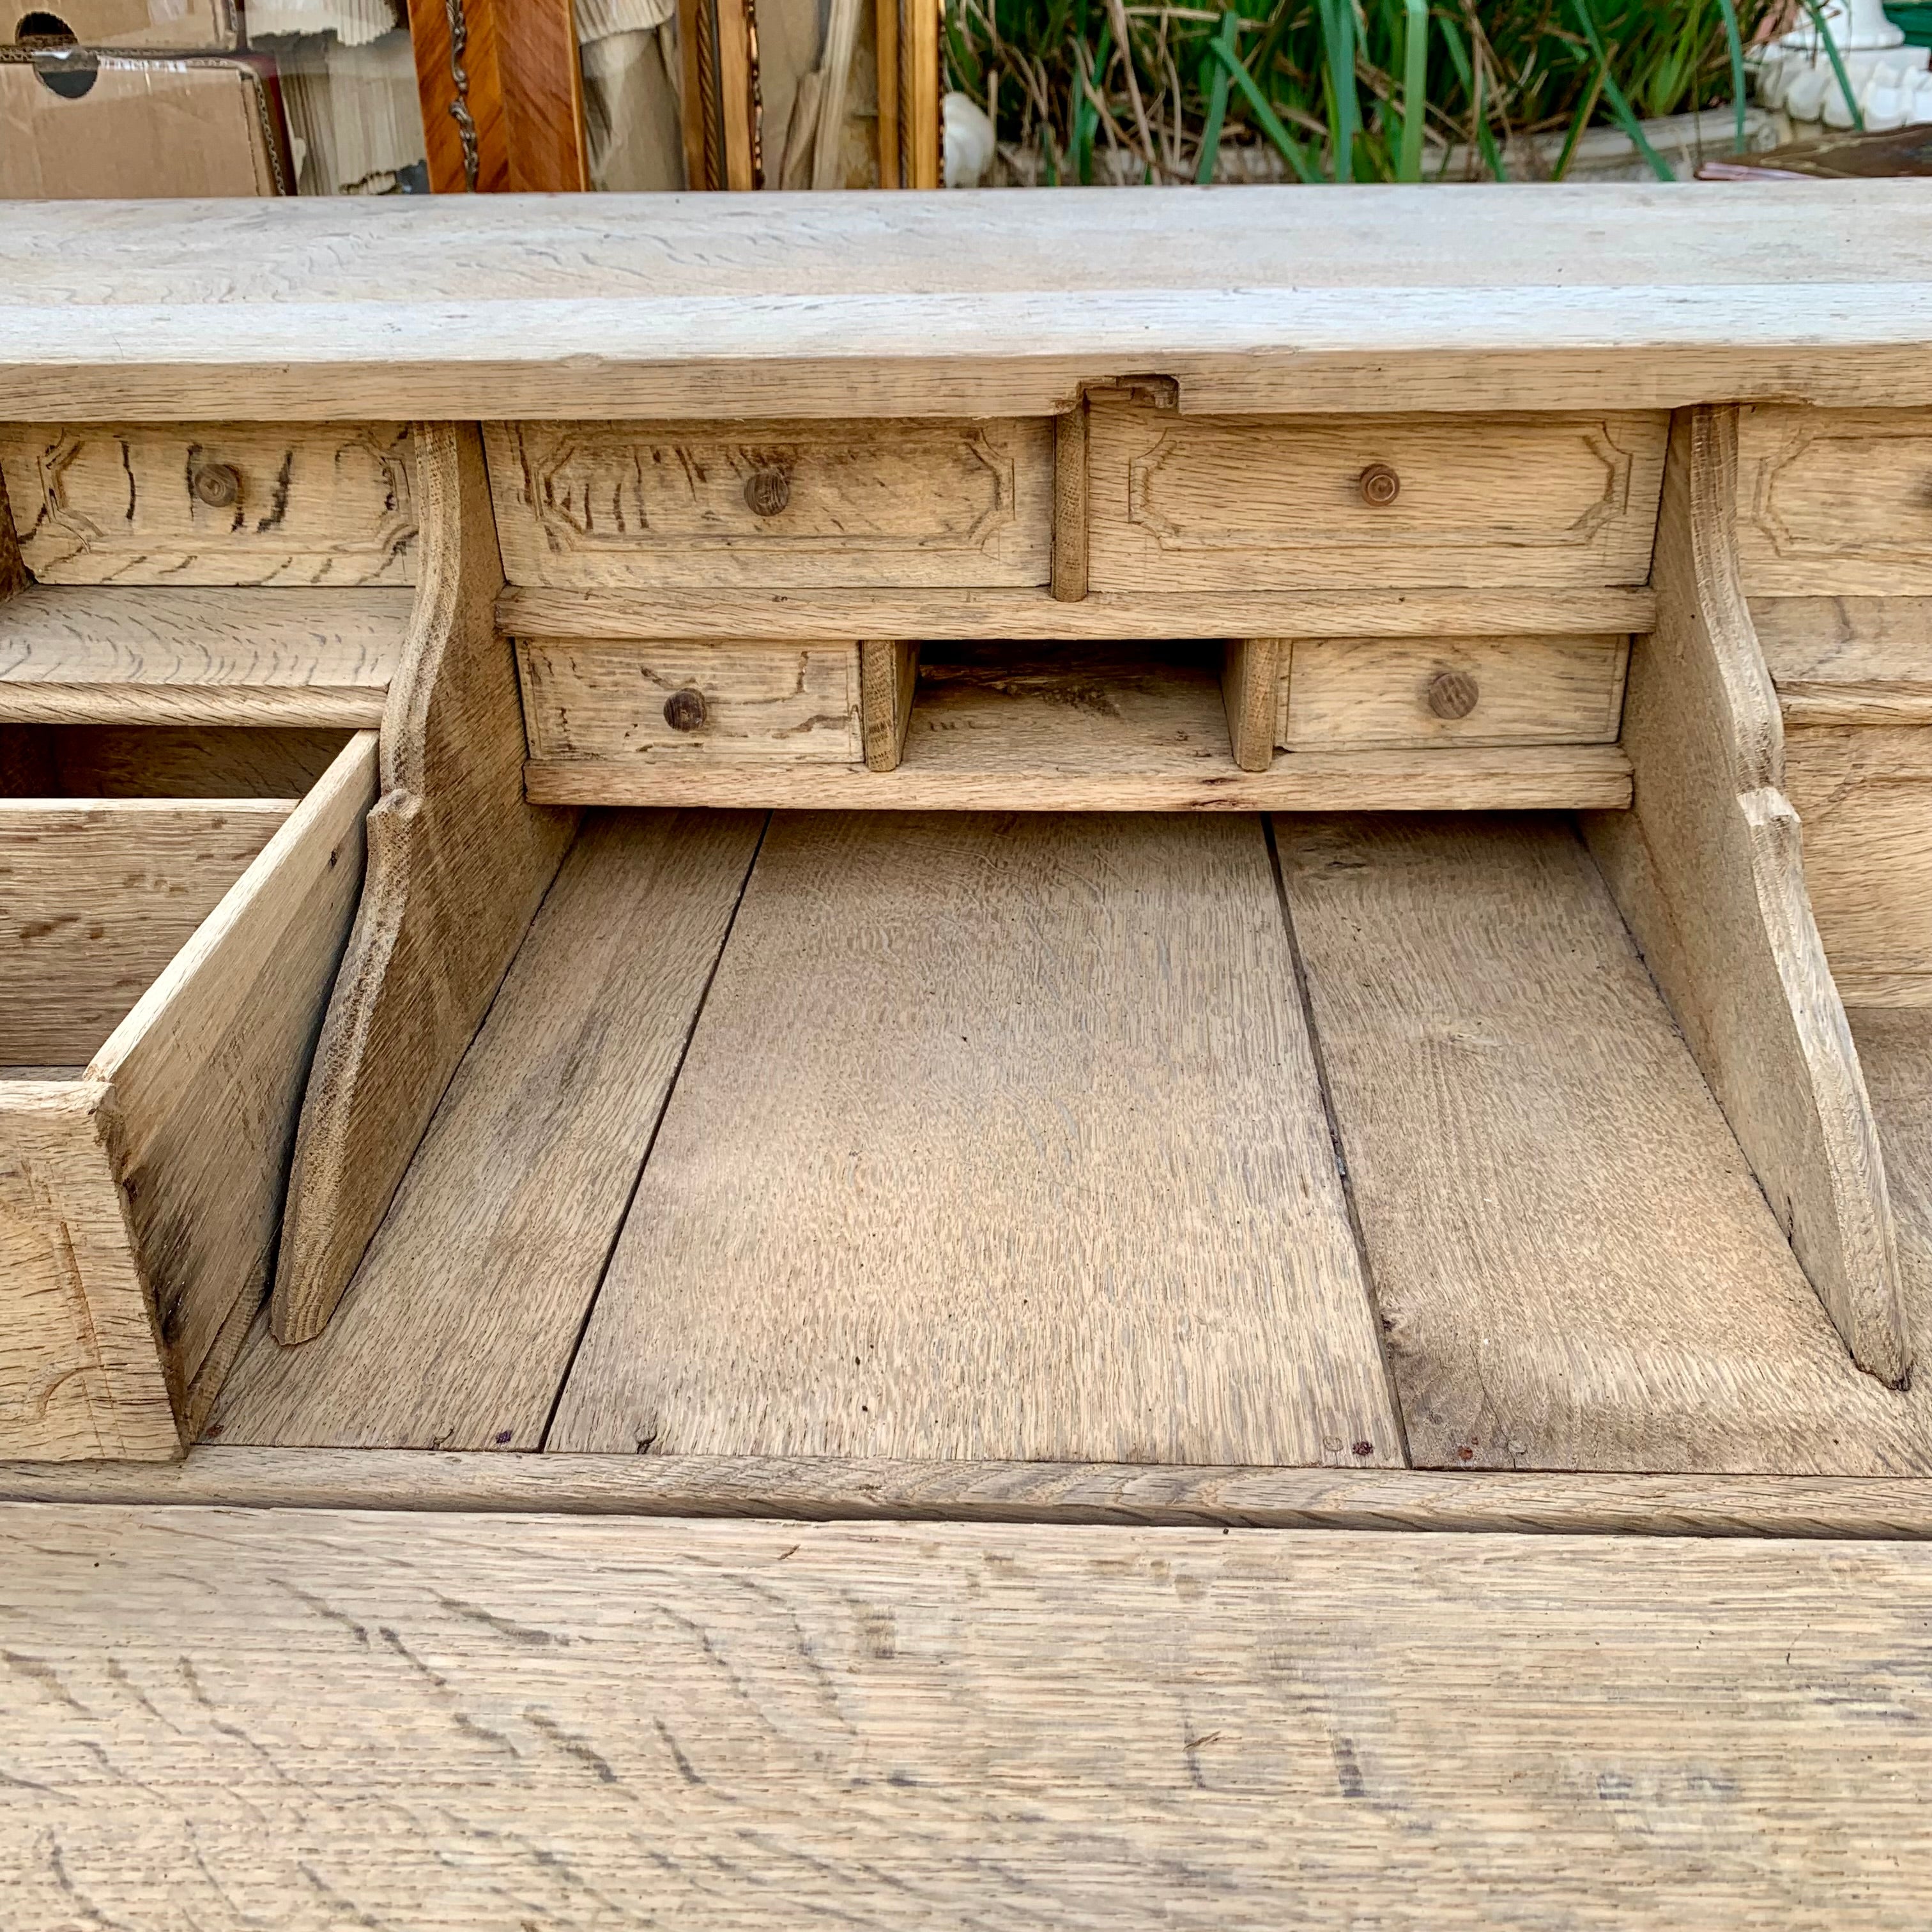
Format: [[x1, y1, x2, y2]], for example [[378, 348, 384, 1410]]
[[0, 801, 292, 1067], [15, 1443, 1932, 1538], [496, 584, 1659, 641], [1583, 406, 1908, 1384], [93, 733, 376, 1416], [1282, 813, 1932, 1475], [1, 423, 416, 586], [0, 1084, 178, 1462], [10, 186, 1932, 422], [213, 810, 763, 1452], [1755, 595, 1932, 727], [1051, 395, 1089, 601], [1736, 404, 1932, 594], [408, 0, 589, 193], [1087, 402, 1668, 592], [551, 811, 1402, 1465], [0, 457, 24, 603], [484, 418, 1052, 590], [528, 648, 1634, 811], [1280, 633, 1629, 749], [1785, 726, 1932, 986], [0, 586, 403, 726], [518, 637, 863, 765], [1221, 637, 1279, 772], [7, 1507, 1932, 1926], [860, 639, 917, 771], [273, 424, 578, 1346], [11, 723, 349, 801], [1848, 1006, 1932, 1338]]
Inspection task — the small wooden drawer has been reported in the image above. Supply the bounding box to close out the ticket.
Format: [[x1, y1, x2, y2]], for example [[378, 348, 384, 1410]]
[[485, 419, 1053, 590], [519, 638, 866, 766], [1278, 634, 1630, 751], [0, 724, 377, 1460], [1736, 406, 1932, 595], [1086, 401, 1667, 592], [1, 422, 417, 586]]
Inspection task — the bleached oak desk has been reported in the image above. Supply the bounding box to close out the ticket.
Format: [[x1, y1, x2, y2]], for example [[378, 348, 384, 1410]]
[[4, 186, 1932, 1926]]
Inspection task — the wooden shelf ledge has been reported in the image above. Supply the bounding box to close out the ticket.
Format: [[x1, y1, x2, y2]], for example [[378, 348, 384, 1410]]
[[0, 586, 409, 727]]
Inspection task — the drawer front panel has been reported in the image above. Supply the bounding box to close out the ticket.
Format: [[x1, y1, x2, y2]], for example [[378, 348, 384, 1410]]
[[1737, 406, 1932, 595], [487, 420, 1053, 590], [519, 638, 864, 765], [1279, 635, 1629, 751], [1088, 406, 1667, 592], [2, 424, 417, 586]]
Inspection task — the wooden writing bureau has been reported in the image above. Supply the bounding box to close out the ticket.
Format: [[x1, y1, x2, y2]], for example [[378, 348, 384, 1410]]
[[4, 188, 1932, 1922]]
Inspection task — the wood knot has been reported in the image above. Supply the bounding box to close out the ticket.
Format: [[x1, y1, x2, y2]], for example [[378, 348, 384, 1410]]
[[743, 466, 791, 518], [663, 687, 708, 733], [192, 461, 241, 509], [1357, 462, 1400, 507], [1425, 668, 1480, 721]]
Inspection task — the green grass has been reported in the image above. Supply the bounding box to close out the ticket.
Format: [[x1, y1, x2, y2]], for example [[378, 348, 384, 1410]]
[[944, 0, 1784, 184]]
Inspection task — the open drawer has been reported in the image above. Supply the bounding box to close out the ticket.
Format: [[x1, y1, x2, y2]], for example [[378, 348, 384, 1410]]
[[0, 724, 377, 1460]]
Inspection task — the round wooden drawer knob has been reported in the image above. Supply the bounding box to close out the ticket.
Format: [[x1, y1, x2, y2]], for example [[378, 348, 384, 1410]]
[[1426, 668, 1480, 720], [743, 467, 791, 517], [192, 461, 241, 509], [663, 687, 709, 732], [1358, 463, 1400, 507]]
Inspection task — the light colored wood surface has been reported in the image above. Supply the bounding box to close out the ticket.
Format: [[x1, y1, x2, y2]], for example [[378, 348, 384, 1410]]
[[1755, 595, 1932, 728], [527, 649, 1634, 810], [0, 459, 24, 604], [1786, 726, 1932, 990], [1221, 636, 1279, 772], [1, 422, 416, 586], [0, 1082, 178, 1462], [1050, 397, 1089, 601], [1087, 402, 1668, 592], [1736, 405, 1932, 595], [15, 1443, 1932, 1538], [10, 186, 1932, 420], [518, 637, 863, 765], [1280, 633, 1629, 749], [213, 810, 763, 1452], [497, 583, 1659, 640], [1282, 813, 1932, 1474], [6, 1506, 1932, 1926], [273, 424, 579, 1346], [0, 800, 292, 1067], [0, 586, 404, 726], [551, 811, 1402, 1464], [15, 723, 350, 799], [1848, 1005, 1932, 1332], [484, 418, 1052, 589], [93, 732, 376, 1419], [860, 638, 917, 771], [1583, 407, 1908, 1384]]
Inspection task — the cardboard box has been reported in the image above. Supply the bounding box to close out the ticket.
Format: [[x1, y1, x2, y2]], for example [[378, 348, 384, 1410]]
[[4, 0, 238, 51], [0, 54, 287, 195]]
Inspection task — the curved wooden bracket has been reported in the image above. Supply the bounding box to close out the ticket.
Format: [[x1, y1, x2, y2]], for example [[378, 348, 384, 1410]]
[[272, 422, 577, 1344], [1585, 406, 1910, 1384]]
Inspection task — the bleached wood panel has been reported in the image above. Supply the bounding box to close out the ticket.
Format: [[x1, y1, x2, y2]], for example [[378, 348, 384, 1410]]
[[552, 811, 1401, 1466], [1278, 634, 1628, 749], [5, 1506, 1932, 1926], [1754, 595, 1932, 728], [1087, 403, 1667, 592], [486, 418, 1052, 589], [1, 424, 417, 586]]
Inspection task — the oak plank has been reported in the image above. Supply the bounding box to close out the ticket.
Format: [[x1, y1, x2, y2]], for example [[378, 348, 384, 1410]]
[[496, 583, 1660, 640], [16, 1443, 1932, 1539], [1846, 1006, 1932, 1334], [0, 586, 405, 726], [273, 424, 579, 1345], [1221, 637, 1279, 772], [551, 811, 1402, 1464], [6, 1506, 1932, 1926], [1281, 812, 1932, 1475], [1754, 595, 1932, 728], [859, 638, 917, 771], [1583, 406, 1908, 1383], [212, 810, 763, 1452], [9, 187, 1932, 421]]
